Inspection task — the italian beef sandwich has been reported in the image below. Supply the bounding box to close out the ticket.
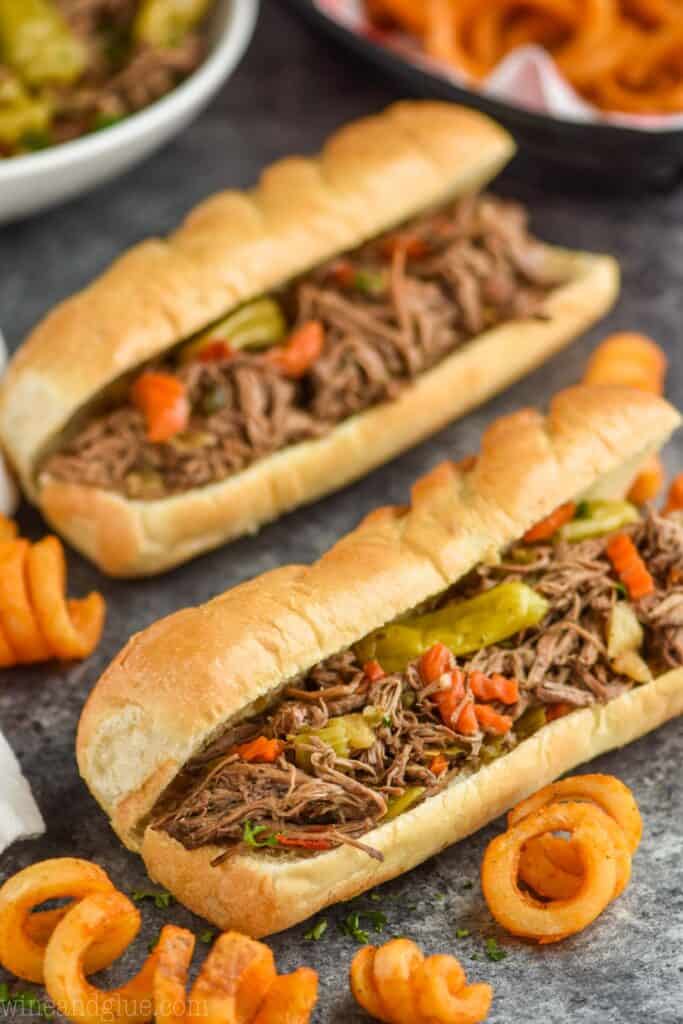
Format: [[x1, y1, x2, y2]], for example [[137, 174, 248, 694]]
[[0, 101, 618, 576], [77, 385, 683, 935]]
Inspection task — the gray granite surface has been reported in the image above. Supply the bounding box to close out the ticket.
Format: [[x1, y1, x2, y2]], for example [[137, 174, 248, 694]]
[[1, 3, 682, 1021]]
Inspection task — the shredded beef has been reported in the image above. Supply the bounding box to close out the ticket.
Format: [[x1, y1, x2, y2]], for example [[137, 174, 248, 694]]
[[44, 195, 566, 498], [152, 509, 683, 861]]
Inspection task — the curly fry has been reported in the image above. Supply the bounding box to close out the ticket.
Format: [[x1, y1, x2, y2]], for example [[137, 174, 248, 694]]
[[0, 858, 133, 984], [372, 938, 424, 1024], [627, 455, 664, 506], [508, 774, 643, 853], [415, 954, 493, 1024], [368, 0, 683, 114], [351, 940, 491, 1024], [44, 891, 157, 1024], [350, 946, 392, 1023], [0, 513, 17, 541], [27, 536, 105, 660], [583, 333, 667, 394], [663, 473, 683, 515], [0, 618, 16, 667], [0, 540, 52, 662], [186, 931, 276, 1024], [518, 835, 582, 900], [153, 926, 195, 1024], [252, 968, 319, 1024], [482, 802, 619, 943]]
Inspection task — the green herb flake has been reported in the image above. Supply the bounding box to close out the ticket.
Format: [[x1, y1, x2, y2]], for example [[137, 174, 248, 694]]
[[242, 820, 279, 848], [369, 893, 383, 903], [575, 501, 590, 519], [456, 928, 470, 939], [462, 881, 474, 890], [435, 893, 447, 903], [199, 929, 216, 945], [340, 911, 369, 945], [304, 919, 328, 941], [131, 889, 174, 909], [382, 716, 392, 728], [615, 582, 628, 598], [485, 938, 507, 962], [471, 953, 481, 961], [353, 269, 386, 296], [148, 929, 162, 953], [339, 907, 388, 944]]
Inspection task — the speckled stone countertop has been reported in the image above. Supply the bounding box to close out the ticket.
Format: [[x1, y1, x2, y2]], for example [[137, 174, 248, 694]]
[[1, 4, 682, 1022]]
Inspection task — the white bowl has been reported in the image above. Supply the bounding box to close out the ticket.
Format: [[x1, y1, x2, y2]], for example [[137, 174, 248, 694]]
[[0, 0, 258, 225]]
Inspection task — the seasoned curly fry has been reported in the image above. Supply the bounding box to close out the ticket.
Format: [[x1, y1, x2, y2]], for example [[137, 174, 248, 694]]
[[186, 932, 276, 1024], [44, 892, 157, 1024], [27, 535, 105, 660], [350, 939, 492, 1024], [0, 859, 133, 984], [1, 859, 319, 1024], [482, 802, 619, 943], [415, 954, 493, 1024], [153, 926, 195, 1024], [663, 473, 683, 515], [0, 539, 52, 662], [252, 968, 319, 1024], [518, 835, 582, 900], [627, 454, 664, 505], [508, 774, 643, 853], [0, 617, 16, 667], [367, 0, 683, 114], [0, 513, 17, 541], [582, 332, 667, 394]]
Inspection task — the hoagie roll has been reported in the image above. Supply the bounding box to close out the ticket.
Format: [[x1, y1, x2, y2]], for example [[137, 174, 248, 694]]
[[77, 385, 683, 935], [0, 102, 618, 575]]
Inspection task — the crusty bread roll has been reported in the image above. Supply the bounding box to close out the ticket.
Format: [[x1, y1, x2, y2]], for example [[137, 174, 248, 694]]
[[77, 385, 682, 936], [0, 102, 618, 576]]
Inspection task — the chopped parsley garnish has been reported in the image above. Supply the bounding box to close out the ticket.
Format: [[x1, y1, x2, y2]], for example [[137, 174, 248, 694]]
[[0, 984, 53, 1019], [462, 880, 474, 890], [369, 892, 383, 902], [148, 929, 162, 953], [615, 582, 628, 598], [485, 937, 507, 962], [304, 919, 328, 941], [242, 820, 279, 848], [382, 716, 392, 727], [575, 501, 590, 519], [435, 893, 447, 903], [340, 909, 387, 944], [131, 889, 174, 909], [199, 929, 216, 944], [456, 928, 470, 939]]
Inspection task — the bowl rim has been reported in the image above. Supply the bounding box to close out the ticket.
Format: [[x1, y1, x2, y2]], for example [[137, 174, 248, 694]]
[[0, 0, 259, 182]]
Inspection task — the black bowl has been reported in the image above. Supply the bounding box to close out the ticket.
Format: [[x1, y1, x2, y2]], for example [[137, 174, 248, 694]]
[[287, 0, 683, 190]]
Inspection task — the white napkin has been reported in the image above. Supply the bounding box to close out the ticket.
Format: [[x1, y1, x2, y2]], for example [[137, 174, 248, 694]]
[[0, 732, 45, 853], [0, 328, 19, 517], [316, 0, 683, 132]]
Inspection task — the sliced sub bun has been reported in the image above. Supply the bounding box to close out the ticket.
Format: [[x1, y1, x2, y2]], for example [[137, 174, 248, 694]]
[[0, 102, 618, 575], [76, 385, 682, 935]]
